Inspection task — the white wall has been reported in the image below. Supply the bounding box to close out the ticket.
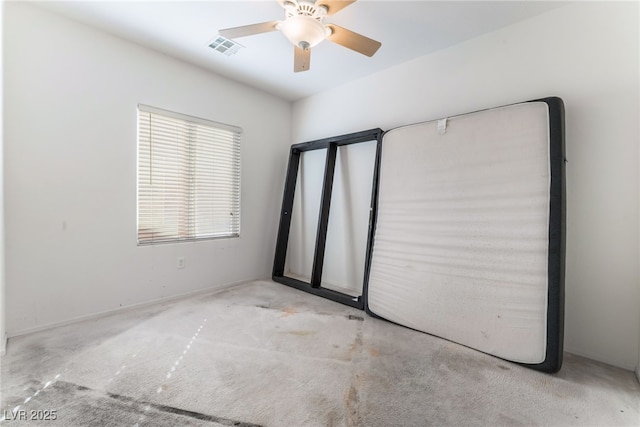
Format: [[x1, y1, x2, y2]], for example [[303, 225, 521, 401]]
[[292, 2, 640, 370], [0, 0, 6, 355], [4, 2, 291, 335]]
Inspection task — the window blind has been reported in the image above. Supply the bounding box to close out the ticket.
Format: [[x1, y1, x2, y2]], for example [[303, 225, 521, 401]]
[[137, 105, 241, 244]]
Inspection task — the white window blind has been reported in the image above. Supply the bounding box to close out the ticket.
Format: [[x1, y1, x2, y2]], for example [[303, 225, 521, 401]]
[[137, 105, 241, 244]]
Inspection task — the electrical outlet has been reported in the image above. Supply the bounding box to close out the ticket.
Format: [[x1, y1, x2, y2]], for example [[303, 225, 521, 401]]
[[177, 257, 185, 269]]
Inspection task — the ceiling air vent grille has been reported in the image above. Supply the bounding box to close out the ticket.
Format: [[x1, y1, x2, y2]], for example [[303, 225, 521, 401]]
[[209, 36, 243, 56]]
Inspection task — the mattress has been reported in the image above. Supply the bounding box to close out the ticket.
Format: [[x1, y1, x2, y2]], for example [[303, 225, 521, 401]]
[[366, 99, 565, 371]]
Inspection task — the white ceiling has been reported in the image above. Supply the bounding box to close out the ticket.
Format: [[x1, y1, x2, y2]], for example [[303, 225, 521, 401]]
[[37, 1, 568, 101]]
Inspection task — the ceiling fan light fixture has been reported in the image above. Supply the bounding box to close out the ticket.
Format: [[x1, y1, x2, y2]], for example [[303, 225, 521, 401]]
[[281, 15, 328, 49]]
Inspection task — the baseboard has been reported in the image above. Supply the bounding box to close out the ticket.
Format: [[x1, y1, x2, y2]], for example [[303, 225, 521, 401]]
[[563, 346, 636, 372], [8, 279, 253, 339], [636, 367, 640, 384]]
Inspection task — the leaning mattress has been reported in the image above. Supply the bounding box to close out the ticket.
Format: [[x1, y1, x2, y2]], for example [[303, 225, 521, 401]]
[[366, 98, 564, 372]]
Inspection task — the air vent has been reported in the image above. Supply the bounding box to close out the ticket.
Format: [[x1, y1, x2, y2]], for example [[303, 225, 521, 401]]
[[209, 36, 243, 56]]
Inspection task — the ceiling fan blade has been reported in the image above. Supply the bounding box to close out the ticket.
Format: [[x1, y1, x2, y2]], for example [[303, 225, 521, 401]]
[[219, 21, 280, 39], [317, 0, 356, 16], [294, 46, 311, 72], [326, 24, 381, 57]]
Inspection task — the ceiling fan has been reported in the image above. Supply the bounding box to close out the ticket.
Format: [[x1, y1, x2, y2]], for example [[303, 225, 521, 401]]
[[218, 0, 381, 72]]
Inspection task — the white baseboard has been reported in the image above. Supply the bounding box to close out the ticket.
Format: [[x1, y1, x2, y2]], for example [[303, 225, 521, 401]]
[[8, 279, 252, 339], [563, 346, 636, 372]]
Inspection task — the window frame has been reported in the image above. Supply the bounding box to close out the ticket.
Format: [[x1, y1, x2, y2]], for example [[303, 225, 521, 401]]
[[136, 104, 242, 246]]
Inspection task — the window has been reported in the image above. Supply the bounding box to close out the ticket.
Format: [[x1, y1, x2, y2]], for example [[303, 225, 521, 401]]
[[137, 105, 241, 244]]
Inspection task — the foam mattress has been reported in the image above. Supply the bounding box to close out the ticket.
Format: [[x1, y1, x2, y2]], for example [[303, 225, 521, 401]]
[[366, 99, 564, 371]]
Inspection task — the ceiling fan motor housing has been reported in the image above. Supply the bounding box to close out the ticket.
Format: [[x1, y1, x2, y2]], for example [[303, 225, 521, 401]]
[[284, 0, 328, 19]]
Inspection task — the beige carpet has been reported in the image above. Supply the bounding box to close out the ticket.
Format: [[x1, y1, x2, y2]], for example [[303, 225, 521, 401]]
[[1, 280, 638, 426]]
